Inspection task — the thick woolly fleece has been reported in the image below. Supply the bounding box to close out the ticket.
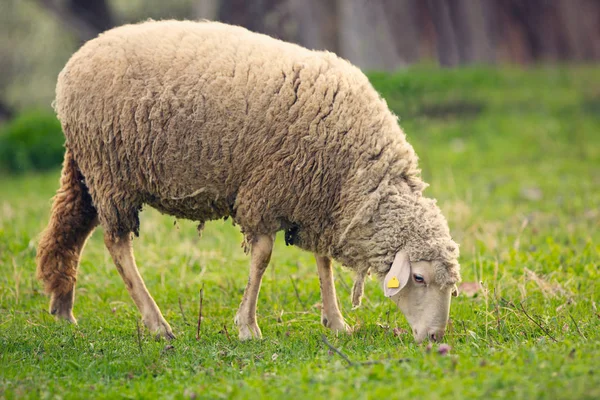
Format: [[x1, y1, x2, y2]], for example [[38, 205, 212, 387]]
[[53, 20, 460, 286]]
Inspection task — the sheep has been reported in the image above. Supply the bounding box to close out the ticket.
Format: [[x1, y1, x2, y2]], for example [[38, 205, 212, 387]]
[[36, 20, 460, 343]]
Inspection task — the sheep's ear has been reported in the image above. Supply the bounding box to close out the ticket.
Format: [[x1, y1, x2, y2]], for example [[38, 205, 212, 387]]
[[383, 251, 411, 297], [452, 284, 459, 297]]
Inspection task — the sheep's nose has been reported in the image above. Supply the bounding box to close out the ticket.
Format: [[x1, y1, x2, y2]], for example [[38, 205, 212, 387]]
[[428, 329, 444, 342], [412, 328, 425, 344]]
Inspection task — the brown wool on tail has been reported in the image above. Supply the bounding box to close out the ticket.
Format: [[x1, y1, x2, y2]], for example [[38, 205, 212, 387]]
[[36, 148, 98, 321]]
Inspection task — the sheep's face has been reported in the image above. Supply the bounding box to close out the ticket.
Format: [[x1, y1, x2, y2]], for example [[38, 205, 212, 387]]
[[384, 251, 458, 343]]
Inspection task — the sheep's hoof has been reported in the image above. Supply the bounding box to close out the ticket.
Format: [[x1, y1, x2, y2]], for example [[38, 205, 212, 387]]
[[237, 323, 262, 341], [322, 315, 352, 334], [144, 316, 175, 340], [235, 314, 262, 340], [351, 295, 363, 309], [49, 291, 77, 324]]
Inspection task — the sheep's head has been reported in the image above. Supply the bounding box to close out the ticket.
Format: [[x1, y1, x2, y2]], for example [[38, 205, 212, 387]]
[[383, 251, 459, 343], [368, 192, 460, 342], [334, 182, 460, 342]]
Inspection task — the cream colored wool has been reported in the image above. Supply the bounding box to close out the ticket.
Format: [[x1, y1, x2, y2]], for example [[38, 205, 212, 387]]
[[52, 20, 460, 287]]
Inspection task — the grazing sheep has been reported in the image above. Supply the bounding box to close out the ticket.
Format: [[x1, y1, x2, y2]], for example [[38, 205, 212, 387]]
[[37, 20, 460, 343]]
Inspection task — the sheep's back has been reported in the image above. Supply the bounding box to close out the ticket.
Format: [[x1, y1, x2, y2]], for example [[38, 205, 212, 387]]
[[54, 20, 422, 240]]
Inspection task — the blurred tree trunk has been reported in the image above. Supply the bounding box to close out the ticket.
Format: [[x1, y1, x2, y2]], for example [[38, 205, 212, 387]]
[[557, 0, 600, 61], [219, 0, 281, 34], [69, 0, 113, 34], [338, 0, 406, 71], [426, 0, 460, 66], [288, 0, 338, 52], [218, 0, 290, 39], [449, 0, 495, 64], [487, 0, 600, 63], [503, 0, 558, 60], [219, 0, 265, 32], [385, 0, 420, 64], [35, 0, 114, 42]]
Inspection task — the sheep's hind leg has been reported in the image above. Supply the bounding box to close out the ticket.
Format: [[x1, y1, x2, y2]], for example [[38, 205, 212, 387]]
[[104, 232, 174, 340], [36, 148, 98, 324], [315, 255, 351, 333], [235, 234, 274, 340]]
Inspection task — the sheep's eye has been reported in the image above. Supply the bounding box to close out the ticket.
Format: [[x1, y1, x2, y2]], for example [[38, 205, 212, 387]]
[[413, 274, 425, 284]]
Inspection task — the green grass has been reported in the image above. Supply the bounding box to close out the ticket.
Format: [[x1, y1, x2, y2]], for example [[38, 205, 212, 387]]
[[1, 66, 599, 399]]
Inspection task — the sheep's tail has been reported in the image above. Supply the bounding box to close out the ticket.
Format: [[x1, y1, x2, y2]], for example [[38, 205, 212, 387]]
[[36, 148, 98, 303]]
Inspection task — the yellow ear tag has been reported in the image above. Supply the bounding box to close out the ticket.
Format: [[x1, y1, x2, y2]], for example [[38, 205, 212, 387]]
[[387, 277, 400, 288]]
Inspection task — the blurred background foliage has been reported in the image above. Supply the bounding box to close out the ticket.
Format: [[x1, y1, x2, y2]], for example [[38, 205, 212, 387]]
[[0, 0, 599, 172], [0, 110, 64, 173]]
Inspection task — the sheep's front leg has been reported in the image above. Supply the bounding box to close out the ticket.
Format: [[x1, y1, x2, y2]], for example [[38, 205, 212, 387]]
[[104, 232, 174, 340], [315, 255, 351, 333], [351, 269, 368, 309], [235, 234, 274, 340]]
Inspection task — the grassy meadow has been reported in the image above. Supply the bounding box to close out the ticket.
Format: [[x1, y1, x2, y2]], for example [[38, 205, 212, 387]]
[[1, 67, 599, 399]]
